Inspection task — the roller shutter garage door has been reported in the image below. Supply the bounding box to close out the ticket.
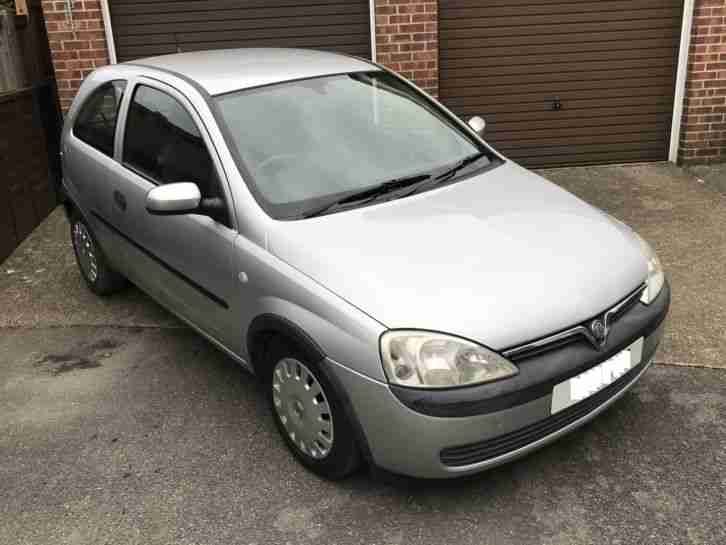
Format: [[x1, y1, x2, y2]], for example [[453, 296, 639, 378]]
[[439, 0, 683, 167], [109, 0, 371, 63]]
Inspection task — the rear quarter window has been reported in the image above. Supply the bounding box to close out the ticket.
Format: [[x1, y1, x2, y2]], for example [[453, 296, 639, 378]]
[[73, 80, 126, 156]]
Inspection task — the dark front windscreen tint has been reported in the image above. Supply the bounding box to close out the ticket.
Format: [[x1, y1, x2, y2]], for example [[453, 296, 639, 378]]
[[215, 72, 483, 217]]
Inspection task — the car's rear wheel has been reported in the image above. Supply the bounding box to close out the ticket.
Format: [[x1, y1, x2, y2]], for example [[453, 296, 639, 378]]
[[70, 211, 127, 295], [264, 337, 360, 479]]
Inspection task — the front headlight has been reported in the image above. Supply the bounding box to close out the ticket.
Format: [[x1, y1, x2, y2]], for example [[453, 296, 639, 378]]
[[380, 330, 518, 389], [635, 233, 665, 304]]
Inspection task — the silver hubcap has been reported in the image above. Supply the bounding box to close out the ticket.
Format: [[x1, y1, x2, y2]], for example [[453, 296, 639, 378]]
[[72, 222, 98, 283], [272, 358, 334, 459]]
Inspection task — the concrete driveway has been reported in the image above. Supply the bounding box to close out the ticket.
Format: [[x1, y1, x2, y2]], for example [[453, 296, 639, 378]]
[[1, 162, 725, 545]]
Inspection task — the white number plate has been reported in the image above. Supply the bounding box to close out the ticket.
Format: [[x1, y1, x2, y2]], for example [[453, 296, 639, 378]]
[[551, 337, 644, 414]]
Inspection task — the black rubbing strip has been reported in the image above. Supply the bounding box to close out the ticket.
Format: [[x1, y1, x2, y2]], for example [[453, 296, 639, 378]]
[[91, 211, 229, 309]]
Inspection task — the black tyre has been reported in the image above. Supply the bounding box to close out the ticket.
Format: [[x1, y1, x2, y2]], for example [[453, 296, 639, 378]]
[[70, 210, 127, 295], [263, 337, 361, 480]]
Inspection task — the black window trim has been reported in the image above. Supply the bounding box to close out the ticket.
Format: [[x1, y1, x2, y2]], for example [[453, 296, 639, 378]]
[[72, 79, 127, 158], [118, 77, 236, 230]]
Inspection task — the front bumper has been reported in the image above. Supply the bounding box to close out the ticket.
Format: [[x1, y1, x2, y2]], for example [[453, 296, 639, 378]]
[[328, 282, 670, 478]]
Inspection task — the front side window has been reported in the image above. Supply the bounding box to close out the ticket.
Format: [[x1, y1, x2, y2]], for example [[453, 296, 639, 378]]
[[74, 80, 126, 156], [123, 85, 222, 201], [215, 71, 500, 219]]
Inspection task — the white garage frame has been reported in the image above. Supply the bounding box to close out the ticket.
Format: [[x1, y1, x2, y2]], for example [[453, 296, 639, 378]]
[[669, 0, 696, 163]]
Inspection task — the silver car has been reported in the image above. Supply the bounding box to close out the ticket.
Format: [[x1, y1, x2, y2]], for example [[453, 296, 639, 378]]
[[61, 49, 670, 479]]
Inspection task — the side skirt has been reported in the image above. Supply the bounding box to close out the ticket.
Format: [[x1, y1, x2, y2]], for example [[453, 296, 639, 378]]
[[166, 308, 255, 375]]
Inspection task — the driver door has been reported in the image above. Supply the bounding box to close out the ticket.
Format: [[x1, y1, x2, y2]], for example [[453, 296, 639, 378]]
[[113, 78, 242, 349]]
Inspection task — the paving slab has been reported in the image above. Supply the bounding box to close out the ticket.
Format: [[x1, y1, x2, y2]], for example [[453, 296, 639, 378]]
[[1, 326, 724, 545], [0, 209, 178, 329], [687, 163, 726, 196]]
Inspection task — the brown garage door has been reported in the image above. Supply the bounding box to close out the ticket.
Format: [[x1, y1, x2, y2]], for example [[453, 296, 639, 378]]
[[109, 0, 371, 63], [439, 0, 683, 167]]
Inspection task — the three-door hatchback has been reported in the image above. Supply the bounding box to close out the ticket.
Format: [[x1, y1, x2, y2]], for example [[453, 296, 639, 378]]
[[61, 49, 670, 479]]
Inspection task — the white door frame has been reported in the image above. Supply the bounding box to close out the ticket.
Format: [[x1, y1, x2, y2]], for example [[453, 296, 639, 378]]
[[100, 0, 117, 64], [669, 0, 696, 163], [369, 0, 377, 61]]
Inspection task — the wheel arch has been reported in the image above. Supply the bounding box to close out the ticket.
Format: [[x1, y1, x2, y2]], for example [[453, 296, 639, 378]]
[[246, 312, 376, 468], [59, 182, 91, 226], [246, 313, 326, 377], [60, 186, 78, 220]]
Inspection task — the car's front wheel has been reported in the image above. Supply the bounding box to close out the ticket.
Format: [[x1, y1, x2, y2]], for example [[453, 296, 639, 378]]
[[264, 337, 361, 480], [70, 211, 127, 295]]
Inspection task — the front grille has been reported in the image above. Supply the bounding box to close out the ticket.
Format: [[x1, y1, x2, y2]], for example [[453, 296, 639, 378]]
[[439, 357, 647, 467], [609, 287, 642, 322], [503, 283, 646, 361]]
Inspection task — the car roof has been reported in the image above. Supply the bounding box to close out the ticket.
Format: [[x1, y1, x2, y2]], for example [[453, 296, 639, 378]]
[[126, 48, 375, 96]]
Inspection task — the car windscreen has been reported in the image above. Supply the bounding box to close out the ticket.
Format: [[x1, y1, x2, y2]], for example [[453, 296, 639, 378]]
[[214, 71, 498, 219]]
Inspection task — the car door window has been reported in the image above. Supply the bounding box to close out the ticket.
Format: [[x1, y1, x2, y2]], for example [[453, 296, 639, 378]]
[[123, 84, 231, 227], [73, 80, 126, 156]]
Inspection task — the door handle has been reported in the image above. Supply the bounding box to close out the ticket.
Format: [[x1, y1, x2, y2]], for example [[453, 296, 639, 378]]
[[113, 190, 127, 211]]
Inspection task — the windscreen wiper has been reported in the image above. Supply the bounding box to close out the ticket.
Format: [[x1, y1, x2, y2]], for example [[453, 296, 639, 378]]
[[302, 173, 431, 218], [398, 151, 490, 199], [436, 151, 489, 181]]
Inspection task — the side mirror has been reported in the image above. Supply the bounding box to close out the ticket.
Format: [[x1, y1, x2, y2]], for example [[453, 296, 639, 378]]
[[467, 116, 486, 136], [146, 182, 201, 215]]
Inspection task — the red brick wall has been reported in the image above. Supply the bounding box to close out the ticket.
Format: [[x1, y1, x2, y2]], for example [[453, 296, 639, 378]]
[[41, 0, 109, 112], [679, 0, 726, 164], [374, 0, 438, 97]]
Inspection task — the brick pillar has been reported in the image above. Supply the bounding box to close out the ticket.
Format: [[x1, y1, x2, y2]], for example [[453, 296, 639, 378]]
[[41, 0, 110, 113], [679, 0, 726, 164], [374, 0, 438, 97]]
